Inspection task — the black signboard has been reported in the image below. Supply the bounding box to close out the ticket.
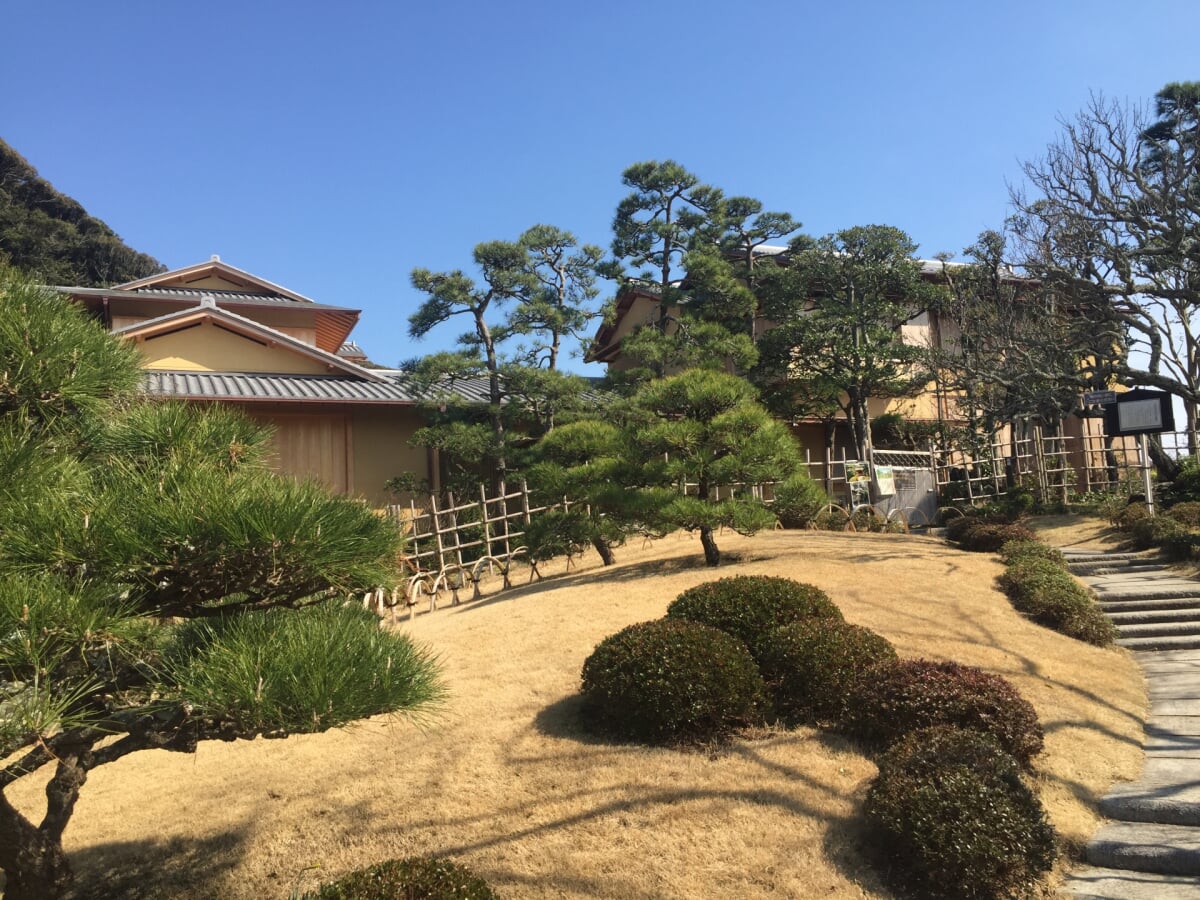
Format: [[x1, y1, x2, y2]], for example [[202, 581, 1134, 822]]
[[1103, 389, 1175, 437]]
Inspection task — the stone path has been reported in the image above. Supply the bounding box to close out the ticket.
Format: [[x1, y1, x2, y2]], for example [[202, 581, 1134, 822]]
[[1060, 548, 1200, 898]]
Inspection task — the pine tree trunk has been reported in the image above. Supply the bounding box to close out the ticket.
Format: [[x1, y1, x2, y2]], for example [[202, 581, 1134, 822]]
[[699, 526, 721, 567], [0, 793, 75, 900], [592, 536, 616, 566]]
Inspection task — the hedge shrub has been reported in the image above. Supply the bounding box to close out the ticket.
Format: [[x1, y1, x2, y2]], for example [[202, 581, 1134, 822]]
[[667, 575, 842, 658], [307, 856, 497, 899], [998, 539, 1065, 566], [1130, 514, 1187, 550], [579, 618, 764, 745], [864, 726, 1056, 899], [1163, 531, 1200, 562], [844, 659, 1044, 765], [757, 619, 897, 725], [1165, 501, 1200, 528], [955, 522, 1039, 553], [999, 558, 1116, 646], [1114, 502, 1151, 529]]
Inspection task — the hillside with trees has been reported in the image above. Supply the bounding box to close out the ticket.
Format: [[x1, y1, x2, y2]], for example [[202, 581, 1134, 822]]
[[0, 138, 164, 285]]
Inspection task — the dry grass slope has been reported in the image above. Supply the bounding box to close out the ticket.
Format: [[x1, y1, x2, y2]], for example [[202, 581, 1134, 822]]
[[7, 528, 1145, 898]]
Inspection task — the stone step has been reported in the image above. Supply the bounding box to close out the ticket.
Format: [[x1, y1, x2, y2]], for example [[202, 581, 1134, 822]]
[[1100, 597, 1200, 614], [1101, 781, 1200, 826], [1071, 563, 1168, 576], [1064, 866, 1200, 899], [1119, 634, 1200, 652], [1109, 608, 1200, 626], [1094, 588, 1200, 602], [1086, 821, 1200, 875], [1118, 620, 1200, 639], [1063, 551, 1155, 562]]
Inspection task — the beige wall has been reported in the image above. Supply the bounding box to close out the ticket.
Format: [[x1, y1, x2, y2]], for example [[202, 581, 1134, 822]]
[[135, 323, 332, 374], [350, 407, 429, 508]]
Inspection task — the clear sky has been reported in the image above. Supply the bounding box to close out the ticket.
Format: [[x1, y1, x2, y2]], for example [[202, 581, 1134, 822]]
[[5, 0, 1197, 375]]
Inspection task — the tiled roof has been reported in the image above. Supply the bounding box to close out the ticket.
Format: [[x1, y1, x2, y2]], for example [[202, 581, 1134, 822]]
[[144, 371, 419, 404]]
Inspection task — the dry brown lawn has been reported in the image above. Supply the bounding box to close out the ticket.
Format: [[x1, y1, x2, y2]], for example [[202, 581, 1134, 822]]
[[9, 527, 1146, 899]]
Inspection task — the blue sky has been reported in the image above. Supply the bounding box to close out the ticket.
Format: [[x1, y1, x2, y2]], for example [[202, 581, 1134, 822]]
[[5, 0, 1197, 375]]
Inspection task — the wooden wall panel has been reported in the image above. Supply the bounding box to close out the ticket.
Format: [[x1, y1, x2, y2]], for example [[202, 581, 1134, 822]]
[[260, 413, 350, 494]]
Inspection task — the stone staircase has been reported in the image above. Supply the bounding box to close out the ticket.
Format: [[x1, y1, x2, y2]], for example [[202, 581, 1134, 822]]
[[1061, 548, 1200, 897]]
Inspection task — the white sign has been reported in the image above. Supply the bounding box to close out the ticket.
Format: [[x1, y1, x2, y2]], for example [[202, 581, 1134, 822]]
[[1117, 398, 1164, 432]]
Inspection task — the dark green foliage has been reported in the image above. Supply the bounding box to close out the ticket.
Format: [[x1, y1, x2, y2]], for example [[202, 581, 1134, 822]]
[[812, 506, 851, 531], [580, 619, 764, 745], [0, 278, 444, 898], [170, 603, 444, 738], [522, 508, 595, 564], [1163, 532, 1200, 562], [1165, 501, 1200, 527], [0, 139, 164, 286], [1130, 514, 1187, 550], [845, 659, 1044, 765], [0, 270, 142, 428], [307, 856, 497, 900], [1162, 456, 1200, 506], [943, 511, 1003, 543], [631, 370, 803, 566], [757, 619, 897, 725], [667, 575, 842, 658], [998, 539, 1065, 566], [998, 558, 1116, 646], [954, 522, 1038, 553], [771, 471, 828, 528], [864, 726, 1056, 899], [1114, 502, 1151, 529]]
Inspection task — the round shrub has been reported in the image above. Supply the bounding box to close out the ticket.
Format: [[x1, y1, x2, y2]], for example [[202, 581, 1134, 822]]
[[579, 618, 764, 745], [813, 506, 851, 531], [757, 619, 897, 725], [999, 558, 1116, 646], [1114, 502, 1151, 529], [1165, 501, 1200, 527], [845, 659, 1044, 765], [1130, 514, 1187, 550], [864, 726, 1056, 899], [667, 575, 842, 658], [998, 539, 1064, 566], [772, 473, 828, 528], [943, 510, 1009, 543], [307, 856, 497, 899], [955, 522, 1038, 553], [1163, 531, 1200, 562]]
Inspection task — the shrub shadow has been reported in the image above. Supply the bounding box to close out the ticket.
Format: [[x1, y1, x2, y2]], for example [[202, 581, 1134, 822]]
[[71, 827, 248, 900]]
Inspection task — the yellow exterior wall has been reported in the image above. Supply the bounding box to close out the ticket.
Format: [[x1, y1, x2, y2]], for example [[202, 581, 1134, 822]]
[[351, 407, 429, 508], [135, 323, 333, 374]]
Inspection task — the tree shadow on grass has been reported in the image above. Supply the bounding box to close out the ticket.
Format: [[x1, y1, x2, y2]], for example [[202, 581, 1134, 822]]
[[71, 826, 249, 900]]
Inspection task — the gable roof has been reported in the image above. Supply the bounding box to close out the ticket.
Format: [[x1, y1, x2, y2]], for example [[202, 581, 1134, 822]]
[[112, 256, 318, 304], [114, 301, 387, 382]]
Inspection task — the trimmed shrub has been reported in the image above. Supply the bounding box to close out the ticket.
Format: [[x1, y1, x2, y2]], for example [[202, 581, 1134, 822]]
[[1130, 514, 1187, 550], [1163, 531, 1200, 562], [813, 506, 851, 531], [998, 539, 1065, 566], [1165, 501, 1200, 527], [864, 726, 1056, 899], [579, 619, 764, 745], [845, 659, 1044, 765], [306, 856, 497, 899], [999, 558, 1116, 646], [955, 522, 1038, 553], [1114, 502, 1151, 529], [667, 575, 842, 658], [772, 473, 828, 528], [757, 619, 897, 724]]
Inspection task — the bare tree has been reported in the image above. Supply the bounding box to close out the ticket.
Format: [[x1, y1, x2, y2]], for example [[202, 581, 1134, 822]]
[[1011, 84, 1200, 450]]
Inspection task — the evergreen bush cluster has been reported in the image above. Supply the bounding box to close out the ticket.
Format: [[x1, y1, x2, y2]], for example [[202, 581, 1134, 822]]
[[845, 659, 1044, 766], [864, 726, 1056, 899], [954, 521, 1039, 553], [1165, 501, 1200, 528], [998, 557, 1116, 646], [757, 619, 897, 724], [579, 618, 764, 745], [666, 575, 842, 657], [1130, 514, 1188, 550], [771, 473, 828, 528], [307, 856, 497, 899]]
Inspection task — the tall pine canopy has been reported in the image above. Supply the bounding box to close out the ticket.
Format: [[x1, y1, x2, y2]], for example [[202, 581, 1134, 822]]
[[0, 138, 164, 285]]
